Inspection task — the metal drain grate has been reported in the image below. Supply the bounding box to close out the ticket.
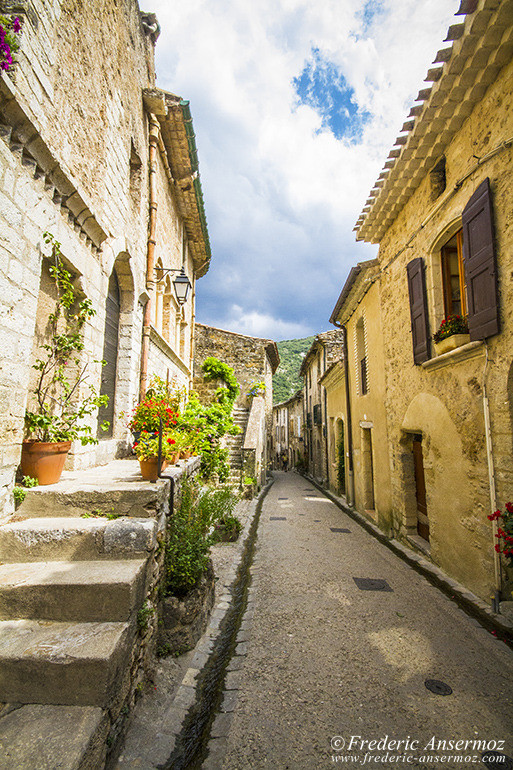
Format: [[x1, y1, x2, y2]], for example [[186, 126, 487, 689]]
[[424, 679, 452, 696], [353, 577, 393, 592], [331, 527, 351, 533], [269, 516, 287, 521], [482, 752, 513, 770]]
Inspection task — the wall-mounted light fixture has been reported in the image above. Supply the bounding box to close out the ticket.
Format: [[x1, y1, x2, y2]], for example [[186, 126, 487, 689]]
[[154, 266, 192, 305]]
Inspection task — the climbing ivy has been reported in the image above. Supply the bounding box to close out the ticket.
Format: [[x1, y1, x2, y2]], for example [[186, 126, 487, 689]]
[[201, 357, 239, 402]]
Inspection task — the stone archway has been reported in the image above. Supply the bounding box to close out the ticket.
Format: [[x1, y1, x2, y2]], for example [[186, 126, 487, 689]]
[[97, 252, 136, 440]]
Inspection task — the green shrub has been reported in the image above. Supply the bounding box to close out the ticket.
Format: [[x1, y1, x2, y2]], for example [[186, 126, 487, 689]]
[[164, 479, 239, 597], [212, 513, 242, 543], [201, 357, 239, 401], [178, 391, 239, 482]]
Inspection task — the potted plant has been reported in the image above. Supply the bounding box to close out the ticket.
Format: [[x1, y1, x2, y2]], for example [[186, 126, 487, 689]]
[[21, 233, 109, 485], [133, 431, 181, 481], [433, 315, 470, 355]]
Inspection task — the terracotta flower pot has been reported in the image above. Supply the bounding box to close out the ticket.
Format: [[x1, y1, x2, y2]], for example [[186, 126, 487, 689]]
[[180, 450, 191, 460], [20, 441, 72, 485], [434, 333, 470, 356], [138, 456, 168, 482]]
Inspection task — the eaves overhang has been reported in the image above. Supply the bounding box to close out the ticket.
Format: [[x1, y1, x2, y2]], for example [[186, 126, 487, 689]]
[[354, 0, 513, 245], [274, 389, 304, 410], [143, 88, 211, 278], [265, 342, 280, 374], [329, 259, 379, 326]]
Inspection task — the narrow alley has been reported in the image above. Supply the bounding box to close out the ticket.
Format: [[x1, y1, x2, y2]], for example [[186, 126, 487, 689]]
[[205, 472, 513, 769]]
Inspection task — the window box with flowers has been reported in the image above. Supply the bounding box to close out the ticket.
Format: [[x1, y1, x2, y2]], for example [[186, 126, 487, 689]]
[[433, 315, 470, 356]]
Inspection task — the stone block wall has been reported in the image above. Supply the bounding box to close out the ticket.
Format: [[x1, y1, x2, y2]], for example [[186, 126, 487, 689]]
[[0, 0, 205, 518], [193, 323, 276, 413]]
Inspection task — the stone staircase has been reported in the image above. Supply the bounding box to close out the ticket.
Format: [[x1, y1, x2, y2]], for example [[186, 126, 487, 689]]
[[226, 406, 249, 486], [0, 459, 164, 769]]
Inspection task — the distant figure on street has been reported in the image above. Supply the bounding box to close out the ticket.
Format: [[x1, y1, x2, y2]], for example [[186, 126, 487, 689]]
[[281, 450, 288, 471]]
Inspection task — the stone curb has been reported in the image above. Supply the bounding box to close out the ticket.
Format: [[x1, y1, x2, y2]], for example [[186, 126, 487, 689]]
[[157, 478, 273, 755], [303, 473, 513, 642]]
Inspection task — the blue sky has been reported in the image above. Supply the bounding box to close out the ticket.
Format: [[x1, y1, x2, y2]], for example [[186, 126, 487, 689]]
[[293, 48, 371, 141], [140, 0, 460, 341]]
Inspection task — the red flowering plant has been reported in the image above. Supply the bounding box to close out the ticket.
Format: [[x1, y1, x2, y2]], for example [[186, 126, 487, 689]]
[[0, 15, 21, 72], [488, 503, 513, 562], [126, 398, 178, 434], [433, 315, 469, 343]]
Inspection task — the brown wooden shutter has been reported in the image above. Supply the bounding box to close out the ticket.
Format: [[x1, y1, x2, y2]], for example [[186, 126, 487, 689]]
[[462, 177, 499, 340], [407, 258, 430, 364]]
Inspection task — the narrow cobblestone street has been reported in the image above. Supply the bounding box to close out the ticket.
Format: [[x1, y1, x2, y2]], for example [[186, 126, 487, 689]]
[[212, 472, 513, 770]]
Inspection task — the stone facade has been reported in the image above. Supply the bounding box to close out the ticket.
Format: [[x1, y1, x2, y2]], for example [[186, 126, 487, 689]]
[[299, 330, 345, 484], [271, 390, 304, 469], [350, 0, 513, 604], [0, 2, 210, 517]]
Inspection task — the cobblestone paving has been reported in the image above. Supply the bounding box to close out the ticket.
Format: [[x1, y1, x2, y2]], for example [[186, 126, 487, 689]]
[[212, 472, 513, 770]]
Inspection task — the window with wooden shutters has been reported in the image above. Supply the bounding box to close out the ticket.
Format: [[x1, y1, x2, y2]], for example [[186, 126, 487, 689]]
[[462, 177, 499, 340], [407, 258, 430, 364]]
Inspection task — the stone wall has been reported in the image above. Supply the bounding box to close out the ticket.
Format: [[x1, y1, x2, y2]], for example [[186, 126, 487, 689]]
[[193, 323, 277, 415]]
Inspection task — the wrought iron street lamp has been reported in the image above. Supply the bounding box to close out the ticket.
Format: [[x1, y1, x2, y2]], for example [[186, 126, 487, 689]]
[[154, 266, 192, 305]]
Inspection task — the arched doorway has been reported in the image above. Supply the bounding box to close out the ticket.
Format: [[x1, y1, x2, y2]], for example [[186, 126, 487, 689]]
[[97, 270, 120, 438]]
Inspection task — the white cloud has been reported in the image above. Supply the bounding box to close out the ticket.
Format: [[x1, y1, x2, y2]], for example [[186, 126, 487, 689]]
[[141, 0, 461, 340], [207, 304, 312, 340]]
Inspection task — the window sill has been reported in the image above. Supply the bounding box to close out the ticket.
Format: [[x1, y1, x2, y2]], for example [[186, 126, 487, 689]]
[[422, 340, 484, 371]]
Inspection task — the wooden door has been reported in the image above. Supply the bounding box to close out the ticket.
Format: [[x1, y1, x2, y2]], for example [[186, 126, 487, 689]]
[[97, 271, 120, 438], [413, 436, 429, 541]]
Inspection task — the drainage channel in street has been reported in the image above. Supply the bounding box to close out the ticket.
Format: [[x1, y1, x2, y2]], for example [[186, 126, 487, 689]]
[[160, 481, 272, 769]]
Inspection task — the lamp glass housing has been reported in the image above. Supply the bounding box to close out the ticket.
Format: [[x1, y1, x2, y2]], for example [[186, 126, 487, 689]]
[[173, 269, 192, 305]]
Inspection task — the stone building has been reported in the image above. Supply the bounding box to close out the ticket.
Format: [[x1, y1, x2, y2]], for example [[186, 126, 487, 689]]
[[193, 323, 279, 484], [325, 260, 392, 528], [352, 0, 513, 605], [0, 1, 210, 516], [271, 389, 304, 470], [299, 331, 345, 484]]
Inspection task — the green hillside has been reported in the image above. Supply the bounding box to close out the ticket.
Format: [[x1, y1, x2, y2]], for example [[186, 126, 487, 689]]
[[273, 336, 314, 404]]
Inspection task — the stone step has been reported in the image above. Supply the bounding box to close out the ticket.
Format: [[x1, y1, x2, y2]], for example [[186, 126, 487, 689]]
[[18, 481, 166, 519], [0, 619, 131, 706], [0, 703, 108, 769], [0, 559, 147, 622], [0, 517, 157, 563]]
